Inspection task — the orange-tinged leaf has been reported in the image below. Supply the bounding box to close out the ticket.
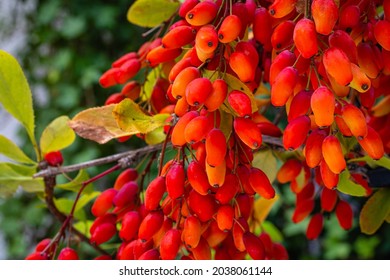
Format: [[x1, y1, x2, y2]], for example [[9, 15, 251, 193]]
[[360, 188, 390, 234], [253, 195, 279, 223], [69, 105, 129, 144]]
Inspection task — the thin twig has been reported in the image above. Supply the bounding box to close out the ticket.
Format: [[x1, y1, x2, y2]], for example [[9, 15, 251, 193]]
[[34, 144, 165, 178]]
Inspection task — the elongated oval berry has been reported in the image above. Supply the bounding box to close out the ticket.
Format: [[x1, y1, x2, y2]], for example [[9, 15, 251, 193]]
[[119, 211, 141, 241], [179, 0, 199, 18], [320, 187, 338, 212], [349, 63, 371, 93], [195, 25, 218, 54], [218, 15, 242, 43], [58, 248, 79, 260], [166, 162, 185, 200], [215, 174, 239, 204], [357, 43, 382, 79], [205, 128, 227, 167], [305, 129, 327, 168], [171, 66, 201, 99], [171, 111, 199, 147], [311, 0, 338, 35], [271, 20, 295, 50], [113, 181, 138, 209], [292, 198, 314, 223], [187, 160, 210, 195], [229, 51, 256, 82], [144, 176, 166, 210], [186, 1, 218, 26], [271, 66, 298, 106], [329, 30, 358, 64], [374, 20, 390, 51], [234, 117, 262, 149], [90, 222, 117, 245], [138, 249, 160, 260], [293, 18, 318, 59], [253, 7, 273, 48], [188, 190, 217, 222], [268, 0, 297, 18], [182, 215, 202, 248], [116, 59, 141, 84], [233, 217, 249, 252], [249, 167, 275, 199], [322, 135, 346, 174], [185, 77, 213, 106], [191, 237, 211, 260], [91, 188, 117, 217], [339, 5, 360, 31], [184, 115, 213, 144], [323, 47, 353, 86], [228, 90, 252, 117], [114, 168, 138, 190], [205, 160, 226, 187], [162, 25, 196, 49], [341, 104, 367, 139], [146, 46, 182, 67], [319, 159, 339, 189], [270, 50, 296, 84], [311, 86, 335, 127], [358, 126, 384, 160], [160, 229, 181, 260], [283, 115, 311, 151], [335, 200, 353, 230], [216, 204, 235, 231], [306, 213, 324, 240], [243, 232, 266, 260], [277, 159, 302, 184], [204, 79, 228, 112], [288, 90, 312, 121], [138, 210, 164, 242]]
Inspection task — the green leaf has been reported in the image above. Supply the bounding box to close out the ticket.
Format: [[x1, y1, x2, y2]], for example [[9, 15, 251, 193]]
[[337, 170, 368, 197], [56, 169, 90, 192], [73, 220, 93, 238], [113, 99, 169, 134], [0, 135, 35, 164], [54, 198, 86, 221], [0, 50, 36, 147], [127, 0, 180, 28], [252, 149, 278, 183], [0, 163, 43, 197], [360, 188, 390, 234], [262, 221, 284, 243], [141, 66, 160, 102], [145, 127, 167, 145], [40, 115, 76, 154], [348, 155, 390, 170]]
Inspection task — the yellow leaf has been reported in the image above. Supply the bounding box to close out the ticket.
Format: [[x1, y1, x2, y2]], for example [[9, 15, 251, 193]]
[[40, 116, 76, 154], [252, 149, 278, 183], [113, 99, 169, 133], [69, 105, 130, 144], [253, 195, 279, 223]]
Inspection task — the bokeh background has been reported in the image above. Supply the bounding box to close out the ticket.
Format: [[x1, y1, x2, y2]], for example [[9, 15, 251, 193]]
[[0, 0, 389, 260]]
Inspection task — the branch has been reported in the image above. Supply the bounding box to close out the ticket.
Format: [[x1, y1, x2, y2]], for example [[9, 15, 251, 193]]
[[34, 143, 164, 178]]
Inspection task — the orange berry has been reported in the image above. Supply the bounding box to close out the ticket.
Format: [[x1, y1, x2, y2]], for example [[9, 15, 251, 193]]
[[268, 0, 297, 18], [171, 111, 199, 147], [374, 20, 390, 51], [311, 0, 338, 35], [323, 47, 353, 86], [341, 104, 368, 139], [186, 1, 218, 26], [283, 115, 311, 151], [358, 126, 385, 160], [335, 200, 353, 230], [187, 160, 211, 195], [249, 167, 275, 199], [277, 159, 302, 184], [304, 129, 327, 168], [185, 77, 213, 106], [271, 66, 298, 107], [204, 79, 228, 112], [205, 128, 227, 167], [162, 25, 196, 49], [216, 204, 235, 231], [234, 117, 262, 150], [218, 15, 242, 43], [293, 18, 318, 59], [171, 66, 201, 99], [182, 215, 202, 248], [310, 86, 335, 127], [322, 135, 346, 174]]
